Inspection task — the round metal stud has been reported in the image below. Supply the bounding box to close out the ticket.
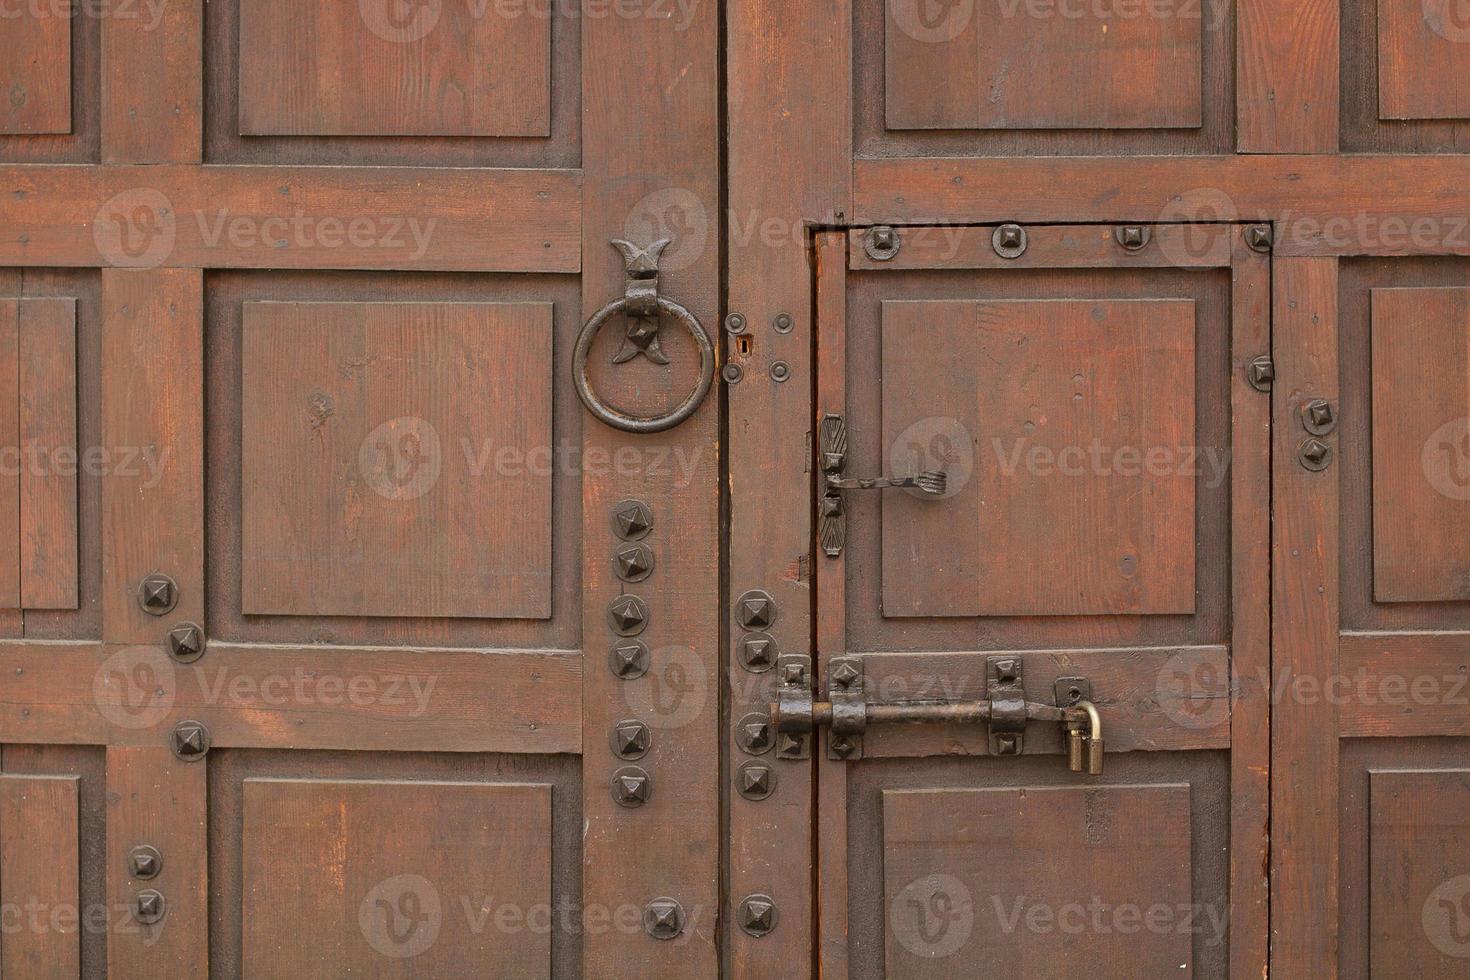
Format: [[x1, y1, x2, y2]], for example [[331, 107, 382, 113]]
[[608, 595, 650, 636], [735, 712, 774, 756], [736, 760, 775, 801], [735, 590, 776, 631], [737, 632, 778, 673], [170, 720, 210, 762], [1114, 225, 1151, 251], [770, 361, 790, 383], [1301, 398, 1337, 436], [612, 543, 655, 584], [738, 894, 779, 938], [722, 363, 743, 385], [863, 226, 901, 262], [1246, 355, 1275, 392], [1245, 224, 1273, 253], [772, 313, 794, 334], [137, 573, 177, 617], [725, 313, 748, 334], [610, 719, 652, 760], [609, 640, 651, 680], [992, 223, 1027, 259], [612, 765, 652, 808], [134, 889, 166, 925], [1299, 438, 1334, 472], [612, 499, 654, 540], [644, 898, 685, 940], [128, 844, 163, 880], [165, 622, 205, 663]]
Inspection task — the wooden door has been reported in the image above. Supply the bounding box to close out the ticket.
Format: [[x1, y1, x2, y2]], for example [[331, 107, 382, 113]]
[[0, 2, 718, 977], [801, 225, 1270, 979]]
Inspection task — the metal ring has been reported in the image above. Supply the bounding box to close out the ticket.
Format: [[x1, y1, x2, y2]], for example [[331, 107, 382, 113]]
[[574, 295, 714, 434]]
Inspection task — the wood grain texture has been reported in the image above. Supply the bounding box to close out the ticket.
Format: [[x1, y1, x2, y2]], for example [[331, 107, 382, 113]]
[[882, 784, 1193, 978], [18, 298, 78, 610], [0, 773, 81, 977], [881, 298, 1197, 617], [101, 0, 202, 162], [1227, 233, 1272, 980], [0, 165, 580, 273], [1370, 287, 1470, 602], [1341, 631, 1470, 737], [105, 747, 207, 978], [0, 6, 71, 134], [1270, 256, 1341, 977], [1378, 0, 1470, 120], [101, 269, 203, 643], [240, 301, 552, 619], [886, 0, 1202, 130], [1370, 769, 1470, 976], [241, 778, 551, 978], [1237, 0, 1340, 150], [0, 640, 581, 754], [240, 0, 550, 136], [0, 299, 18, 609]]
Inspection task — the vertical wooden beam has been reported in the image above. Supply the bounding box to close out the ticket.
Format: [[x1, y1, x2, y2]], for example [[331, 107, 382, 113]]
[[580, 0, 720, 975], [102, 0, 203, 163], [1229, 231, 1272, 980], [0, 773, 81, 977], [101, 269, 203, 643], [1271, 256, 1340, 977], [0, 298, 19, 612], [105, 747, 208, 977], [1237, 0, 1340, 152], [726, 2, 850, 975], [18, 298, 79, 610]]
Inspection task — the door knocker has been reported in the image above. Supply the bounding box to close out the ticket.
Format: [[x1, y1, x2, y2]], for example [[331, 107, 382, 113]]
[[574, 239, 715, 434]]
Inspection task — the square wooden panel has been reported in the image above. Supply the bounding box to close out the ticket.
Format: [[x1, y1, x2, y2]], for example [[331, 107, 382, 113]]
[[0, 775, 81, 975], [1370, 769, 1470, 973], [1378, 0, 1470, 120], [1371, 288, 1470, 602], [241, 301, 553, 619], [882, 299, 1197, 617], [884, 0, 1203, 130], [242, 778, 552, 978], [0, 297, 78, 612], [883, 784, 1193, 978], [0, 8, 71, 134], [239, 0, 551, 136]]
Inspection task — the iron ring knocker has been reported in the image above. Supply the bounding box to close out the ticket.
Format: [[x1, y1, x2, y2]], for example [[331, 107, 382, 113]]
[[574, 239, 714, 434]]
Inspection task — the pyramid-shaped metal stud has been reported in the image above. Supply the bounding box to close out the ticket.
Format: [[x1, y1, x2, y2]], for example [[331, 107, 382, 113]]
[[138, 574, 177, 616], [610, 641, 650, 679], [739, 635, 774, 672], [166, 622, 205, 663], [614, 544, 654, 583], [738, 719, 772, 754], [1115, 225, 1149, 251], [134, 890, 166, 924], [736, 591, 775, 630], [170, 720, 210, 761], [613, 500, 653, 540], [644, 898, 685, 941], [776, 734, 804, 758], [739, 895, 778, 937], [740, 765, 771, 797], [613, 721, 650, 758], [830, 661, 860, 689], [612, 766, 651, 807], [608, 595, 649, 636], [129, 845, 162, 880]]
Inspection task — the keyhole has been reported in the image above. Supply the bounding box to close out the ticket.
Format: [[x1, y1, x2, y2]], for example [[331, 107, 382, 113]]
[[737, 335, 753, 356]]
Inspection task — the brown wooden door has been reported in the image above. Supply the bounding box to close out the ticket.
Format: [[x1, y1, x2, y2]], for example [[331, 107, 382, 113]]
[[0, 2, 718, 977]]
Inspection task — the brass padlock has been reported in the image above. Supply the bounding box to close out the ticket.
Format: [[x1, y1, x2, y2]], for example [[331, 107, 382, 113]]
[[1067, 727, 1086, 773]]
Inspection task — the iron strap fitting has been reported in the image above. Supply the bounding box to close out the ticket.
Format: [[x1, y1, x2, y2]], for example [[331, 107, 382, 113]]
[[772, 655, 1105, 775]]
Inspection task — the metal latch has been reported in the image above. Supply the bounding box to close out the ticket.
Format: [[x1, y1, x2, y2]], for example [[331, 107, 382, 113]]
[[772, 655, 1104, 775], [818, 414, 946, 558]]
